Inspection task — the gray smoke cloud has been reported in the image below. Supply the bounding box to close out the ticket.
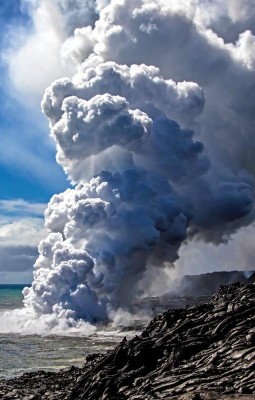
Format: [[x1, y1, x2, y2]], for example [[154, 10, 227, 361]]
[[9, 0, 255, 329]]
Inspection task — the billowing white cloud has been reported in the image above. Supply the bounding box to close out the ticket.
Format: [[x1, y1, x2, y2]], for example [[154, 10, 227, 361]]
[[43, 61, 204, 127], [59, 0, 255, 177], [2, 0, 255, 332]]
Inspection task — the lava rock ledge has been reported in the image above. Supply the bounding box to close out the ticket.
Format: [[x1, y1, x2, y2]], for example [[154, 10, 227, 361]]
[[1, 282, 255, 400]]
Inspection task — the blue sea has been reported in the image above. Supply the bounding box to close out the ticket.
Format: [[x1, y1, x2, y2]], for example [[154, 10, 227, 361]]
[[0, 285, 194, 380], [0, 285, 131, 380], [0, 284, 25, 311]]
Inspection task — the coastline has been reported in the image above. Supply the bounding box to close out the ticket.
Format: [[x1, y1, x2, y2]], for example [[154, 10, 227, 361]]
[[1, 282, 255, 399]]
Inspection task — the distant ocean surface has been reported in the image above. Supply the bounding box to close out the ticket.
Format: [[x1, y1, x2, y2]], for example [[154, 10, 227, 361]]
[[0, 284, 214, 380], [0, 284, 26, 311], [0, 285, 130, 380]]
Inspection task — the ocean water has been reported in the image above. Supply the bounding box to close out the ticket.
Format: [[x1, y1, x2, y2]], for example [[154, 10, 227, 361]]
[[0, 284, 25, 311], [0, 285, 133, 380], [0, 285, 208, 380]]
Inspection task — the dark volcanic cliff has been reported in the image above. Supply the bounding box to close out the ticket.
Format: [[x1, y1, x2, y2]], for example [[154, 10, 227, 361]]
[[1, 282, 255, 399]]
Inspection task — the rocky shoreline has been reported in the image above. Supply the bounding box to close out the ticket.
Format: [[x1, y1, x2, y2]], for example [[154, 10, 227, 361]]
[[1, 282, 255, 399]]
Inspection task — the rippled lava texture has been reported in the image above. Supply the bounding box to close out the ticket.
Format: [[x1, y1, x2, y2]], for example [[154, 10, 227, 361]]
[[1, 282, 255, 400]]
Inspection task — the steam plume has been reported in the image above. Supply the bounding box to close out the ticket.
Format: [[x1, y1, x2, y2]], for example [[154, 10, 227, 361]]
[[6, 0, 255, 330]]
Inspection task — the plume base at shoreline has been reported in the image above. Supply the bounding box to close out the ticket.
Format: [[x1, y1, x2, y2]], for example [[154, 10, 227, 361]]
[[1, 282, 255, 399]]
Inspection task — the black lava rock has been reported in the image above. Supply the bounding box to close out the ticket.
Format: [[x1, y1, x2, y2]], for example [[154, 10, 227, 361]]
[[1, 283, 255, 399]]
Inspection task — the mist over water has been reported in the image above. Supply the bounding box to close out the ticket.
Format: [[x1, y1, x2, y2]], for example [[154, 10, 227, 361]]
[[0, 285, 135, 379], [2, 0, 255, 334]]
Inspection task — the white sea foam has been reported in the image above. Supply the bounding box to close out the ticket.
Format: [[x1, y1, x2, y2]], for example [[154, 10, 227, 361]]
[[0, 308, 96, 336]]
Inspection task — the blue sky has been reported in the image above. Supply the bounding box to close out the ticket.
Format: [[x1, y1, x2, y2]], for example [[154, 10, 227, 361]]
[[0, 1, 68, 283], [0, 2, 68, 202]]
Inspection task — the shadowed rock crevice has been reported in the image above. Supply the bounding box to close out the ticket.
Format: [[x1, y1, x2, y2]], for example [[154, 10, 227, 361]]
[[1, 283, 255, 399]]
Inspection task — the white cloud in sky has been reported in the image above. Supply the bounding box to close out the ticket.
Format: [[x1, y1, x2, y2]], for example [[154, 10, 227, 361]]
[[4, 0, 68, 102], [3, 0, 100, 102], [0, 1, 82, 194], [0, 200, 47, 283], [0, 217, 45, 247], [0, 198, 46, 217]]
